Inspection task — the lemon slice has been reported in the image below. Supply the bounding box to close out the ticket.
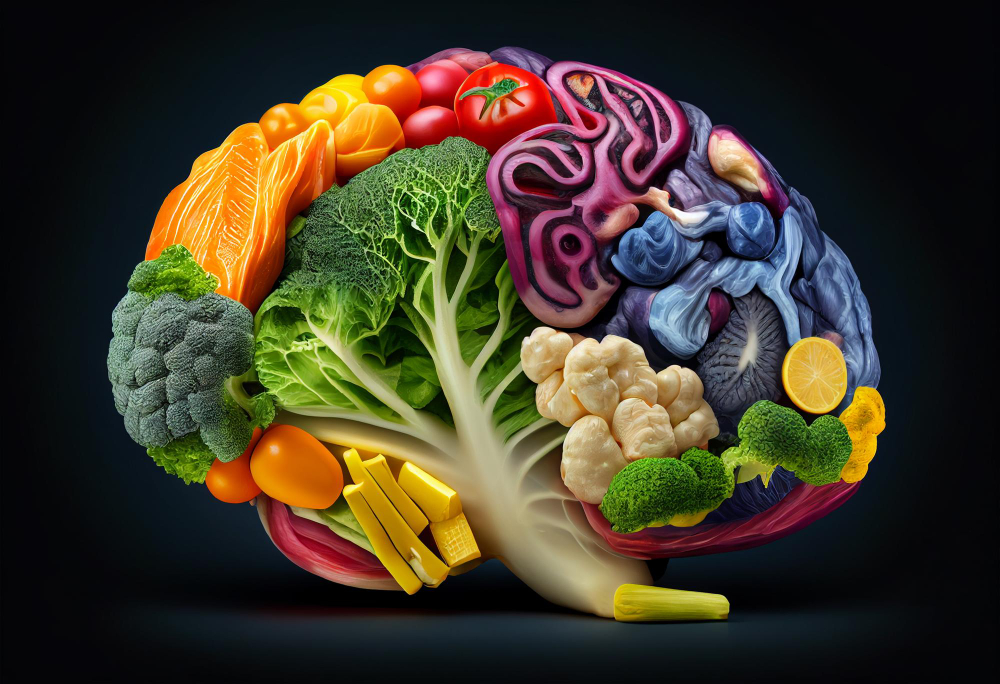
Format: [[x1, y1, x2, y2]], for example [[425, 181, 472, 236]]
[[782, 337, 848, 414]]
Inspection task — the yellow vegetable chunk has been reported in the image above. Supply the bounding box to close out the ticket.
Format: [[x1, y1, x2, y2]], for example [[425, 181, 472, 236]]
[[356, 478, 449, 587], [397, 462, 462, 522], [430, 513, 481, 567], [613, 584, 729, 622], [342, 484, 422, 595], [363, 455, 428, 535], [839, 386, 886, 483], [343, 448, 366, 484]]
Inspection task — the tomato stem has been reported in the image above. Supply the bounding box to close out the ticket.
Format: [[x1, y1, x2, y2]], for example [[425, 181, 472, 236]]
[[458, 78, 522, 120]]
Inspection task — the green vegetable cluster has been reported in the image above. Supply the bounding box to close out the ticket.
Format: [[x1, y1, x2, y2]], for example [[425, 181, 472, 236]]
[[600, 449, 735, 534], [255, 136, 539, 437], [108, 246, 272, 483], [721, 400, 853, 486]]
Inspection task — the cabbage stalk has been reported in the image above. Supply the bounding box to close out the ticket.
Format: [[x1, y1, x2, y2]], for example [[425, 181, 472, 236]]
[[254, 138, 651, 616]]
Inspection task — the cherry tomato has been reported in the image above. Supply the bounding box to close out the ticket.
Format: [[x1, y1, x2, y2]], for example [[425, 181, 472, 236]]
[[250, 424, 344, 509], [259, 103, 309, 150], [454, 64, 557, 155], [362, 65, 422, 122], [403, 106, 460, 149], [206, 428, 263, 503], [415, 60, 468, 109]]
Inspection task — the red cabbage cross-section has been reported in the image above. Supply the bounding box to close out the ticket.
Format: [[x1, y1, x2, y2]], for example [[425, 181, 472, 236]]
[[487, 62, 690, 328]]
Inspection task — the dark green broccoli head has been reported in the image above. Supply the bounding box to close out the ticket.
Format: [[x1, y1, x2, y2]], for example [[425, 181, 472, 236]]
[[722, 400, 853, 486], [600, 449, 735, 534], [108, 247, 258, 480]]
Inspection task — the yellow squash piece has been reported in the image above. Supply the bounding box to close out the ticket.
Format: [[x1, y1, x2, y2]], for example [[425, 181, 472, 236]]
[[363, 455, 429, 535], [839, 386, 886, 483], [430, 513, 481, 567], [398, 462, 462, 522], [613, 584, 730, 622], [343, 448, 367, 484], [342, 484, 422, 595], [357, 478, 450, 587]]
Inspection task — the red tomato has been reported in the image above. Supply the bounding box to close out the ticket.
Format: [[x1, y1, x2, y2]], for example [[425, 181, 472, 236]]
[[403, 107, 460, 148], [206, 428, 263, 503], [362, 65, 422, 122], [454, 64, 557, 154], [415, 60, 468, 108]]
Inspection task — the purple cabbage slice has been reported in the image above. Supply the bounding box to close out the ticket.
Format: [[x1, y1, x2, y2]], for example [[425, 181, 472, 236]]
[[487, 61, 691, 328], [489, 46, 554, 79]]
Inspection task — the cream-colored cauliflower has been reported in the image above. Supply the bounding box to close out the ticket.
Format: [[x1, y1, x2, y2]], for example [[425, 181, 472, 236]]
[[560, 415, 628, 504]]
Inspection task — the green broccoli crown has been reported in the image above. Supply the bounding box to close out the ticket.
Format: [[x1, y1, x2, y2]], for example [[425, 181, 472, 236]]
[[266, 136, 498, 345], [600, 449, 735, 534], [108, 247, 256, 467], [722, 400, 853, 486]]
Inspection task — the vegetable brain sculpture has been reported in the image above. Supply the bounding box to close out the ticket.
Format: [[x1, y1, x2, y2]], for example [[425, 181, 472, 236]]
[[106, 45, 885, 622]]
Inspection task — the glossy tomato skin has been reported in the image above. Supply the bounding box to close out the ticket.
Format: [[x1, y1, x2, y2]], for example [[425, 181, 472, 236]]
[[454, 64, 557, 155], [362, 65, 421, 122], [250, 424, 343, 509], [403, 107, 460, 148], [206, 428, 263, 503], [415, 60, 468, 108]]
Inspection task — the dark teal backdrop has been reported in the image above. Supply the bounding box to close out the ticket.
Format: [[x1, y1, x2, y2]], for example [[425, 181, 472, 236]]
[[5, 1, 995, 681]]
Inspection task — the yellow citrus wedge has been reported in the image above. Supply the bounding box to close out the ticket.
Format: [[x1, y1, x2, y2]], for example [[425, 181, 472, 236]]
[[782, 337, 848, 414]]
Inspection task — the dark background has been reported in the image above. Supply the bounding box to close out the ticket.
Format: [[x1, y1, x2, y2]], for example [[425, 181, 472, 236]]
[[4, 1, 996, 681]]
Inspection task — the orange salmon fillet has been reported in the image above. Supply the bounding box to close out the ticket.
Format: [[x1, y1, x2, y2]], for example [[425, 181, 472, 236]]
[[146, 119, 335, 312]]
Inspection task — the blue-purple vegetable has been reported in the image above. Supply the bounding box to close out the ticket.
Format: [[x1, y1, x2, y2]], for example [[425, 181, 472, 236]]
[[696, 290, 787, 429]]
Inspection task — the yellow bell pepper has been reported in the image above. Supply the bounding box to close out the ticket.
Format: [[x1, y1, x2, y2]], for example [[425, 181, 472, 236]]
[[299, 84, 368, 129], [326, 74, 365, 89]]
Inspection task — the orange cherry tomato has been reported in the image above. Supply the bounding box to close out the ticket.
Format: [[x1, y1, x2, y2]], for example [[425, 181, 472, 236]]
[[259, 103, 309, 150], [362, 65, 422, 122], [250, 424, 343, 509], [334, 103, 405, 179], [206, 428, 263, 503]]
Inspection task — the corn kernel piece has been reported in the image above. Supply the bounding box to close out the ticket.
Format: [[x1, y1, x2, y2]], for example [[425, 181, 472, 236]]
[[430, 513, 481, 567], [613, 584, 729, 622]]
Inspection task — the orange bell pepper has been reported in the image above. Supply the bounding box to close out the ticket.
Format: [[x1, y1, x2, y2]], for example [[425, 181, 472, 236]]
[[333, 103, 405, 179]]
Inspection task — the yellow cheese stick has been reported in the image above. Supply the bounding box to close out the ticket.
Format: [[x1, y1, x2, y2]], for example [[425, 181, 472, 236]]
[[341, 484, 422, 595], [343, 448, 366, 484], [357, 478, 449, 587], [397, 462, 462, 522], [430, 513, 481, 566], [363, 455, 428, 535]]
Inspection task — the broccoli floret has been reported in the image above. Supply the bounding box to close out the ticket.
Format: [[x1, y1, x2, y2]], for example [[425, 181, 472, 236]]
[[108, 247, 258, 477], [721, 400, 853, 486], [600, 449, 735, 534], [147, 433, 217, 485]]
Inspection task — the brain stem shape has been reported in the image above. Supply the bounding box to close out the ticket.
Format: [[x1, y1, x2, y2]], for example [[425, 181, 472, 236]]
[[487, 61, 690, 327]]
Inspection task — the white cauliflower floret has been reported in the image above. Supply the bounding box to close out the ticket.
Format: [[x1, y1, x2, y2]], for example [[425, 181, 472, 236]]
[[520, 327, 575, 383], [560, 415, 628, 504], [656, 365, 720, 450], [672, 400, 720, 452], [535, 369, 588, 427], [564, 336, 657, 423], [612, 398, 677, 461]]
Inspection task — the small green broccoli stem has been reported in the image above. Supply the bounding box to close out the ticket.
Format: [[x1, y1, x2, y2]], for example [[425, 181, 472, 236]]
[[484, 363, 524, 416], [448, 233, 480, 321], [225, 376, 254, 414]]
